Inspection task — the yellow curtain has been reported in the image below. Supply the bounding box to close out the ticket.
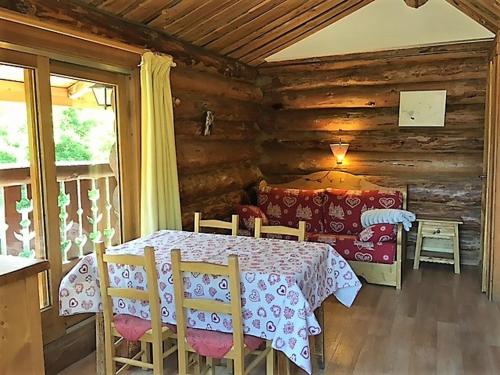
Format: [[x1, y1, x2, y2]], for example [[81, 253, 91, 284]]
[[140, 52, 182, 235]]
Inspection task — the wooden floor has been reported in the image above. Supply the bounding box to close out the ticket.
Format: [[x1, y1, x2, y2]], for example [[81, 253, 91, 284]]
[[59, 263, 500, 375]]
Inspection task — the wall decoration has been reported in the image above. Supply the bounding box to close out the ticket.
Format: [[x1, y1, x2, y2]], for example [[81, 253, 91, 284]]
[[398, 90, 447, 127], [202, 110, 214, 136]]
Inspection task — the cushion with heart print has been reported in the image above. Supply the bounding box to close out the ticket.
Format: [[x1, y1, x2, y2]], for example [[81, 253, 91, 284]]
[[257, 184, 326, 233], [235, 205, 269, 232], [357, 224, 397, 243]]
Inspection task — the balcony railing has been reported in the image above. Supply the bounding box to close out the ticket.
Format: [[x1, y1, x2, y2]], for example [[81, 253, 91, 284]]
[[0, 162, 120, 263]]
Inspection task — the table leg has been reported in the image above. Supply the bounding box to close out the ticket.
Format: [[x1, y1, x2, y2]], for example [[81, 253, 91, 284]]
[[96, 312, 105, 375], [453, 224, 461, 274], [276, 351, 292, 375], [413, 222, 423, 269], [315, 304, 325, 369]]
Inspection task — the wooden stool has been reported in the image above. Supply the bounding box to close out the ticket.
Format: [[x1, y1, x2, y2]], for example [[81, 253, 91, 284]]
[[413, 217, 463, 274]]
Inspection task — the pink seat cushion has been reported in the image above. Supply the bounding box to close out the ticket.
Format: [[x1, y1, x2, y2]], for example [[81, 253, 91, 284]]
[[113, 314, 176, 341], [186, 328, 263, 359]]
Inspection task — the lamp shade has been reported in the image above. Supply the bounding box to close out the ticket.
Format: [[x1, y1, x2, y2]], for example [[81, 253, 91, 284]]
[[330, 142, 349, 165]]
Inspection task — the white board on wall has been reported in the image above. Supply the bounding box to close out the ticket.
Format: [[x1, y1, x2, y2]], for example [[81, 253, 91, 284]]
[[398, 90, 447, 127]]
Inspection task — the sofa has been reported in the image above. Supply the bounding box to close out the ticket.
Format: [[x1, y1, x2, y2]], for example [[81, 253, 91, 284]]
[[237, 172, 407, 289]]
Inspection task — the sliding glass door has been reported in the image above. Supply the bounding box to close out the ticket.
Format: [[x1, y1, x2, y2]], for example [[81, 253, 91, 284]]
[[0, 48, 136, 344]]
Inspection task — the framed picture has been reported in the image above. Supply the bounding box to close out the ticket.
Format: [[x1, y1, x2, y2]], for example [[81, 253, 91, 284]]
[[398, 90, 447, 127]]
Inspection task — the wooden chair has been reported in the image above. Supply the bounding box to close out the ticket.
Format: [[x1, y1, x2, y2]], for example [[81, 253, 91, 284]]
[[171, 249, 274, 375], [194, 212, 239, 236], [254, 217, 306, 242], [95, 243, 177, 375]]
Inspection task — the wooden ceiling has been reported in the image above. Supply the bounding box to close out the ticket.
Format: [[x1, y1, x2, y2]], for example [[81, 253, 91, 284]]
[[78, 0, 374, 65], [77, 0, 498, 66]]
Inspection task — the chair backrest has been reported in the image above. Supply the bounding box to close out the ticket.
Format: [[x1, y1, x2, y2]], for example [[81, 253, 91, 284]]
[[95, 243, 162, 335], [170, 249, 244, 360], [194, 212, 239, 236], [254, 217, 306, 242]]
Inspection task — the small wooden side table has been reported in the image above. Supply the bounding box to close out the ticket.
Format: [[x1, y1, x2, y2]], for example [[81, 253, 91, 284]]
[[413, 217, 463, 274]]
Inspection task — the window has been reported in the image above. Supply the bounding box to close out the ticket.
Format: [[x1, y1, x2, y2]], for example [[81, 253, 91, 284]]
[[0, 48, 139, 344]]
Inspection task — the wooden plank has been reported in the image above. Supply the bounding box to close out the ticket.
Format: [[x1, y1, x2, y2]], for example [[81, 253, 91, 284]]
[[204, 0, 310, 51], [445, 0, 499, 33], [185, 0, 286, 45], [122, 0, 175, 23], [0, 0, 257, 80], [159, 0, 235, 37], [230, 0, 357, 60], [242, 0, 375, 65]]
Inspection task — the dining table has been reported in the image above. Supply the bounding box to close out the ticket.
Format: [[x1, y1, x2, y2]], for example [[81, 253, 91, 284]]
[[59, 230, 362, 374]]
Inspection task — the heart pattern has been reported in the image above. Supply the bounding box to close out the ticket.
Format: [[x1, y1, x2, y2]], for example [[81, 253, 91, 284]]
[[323, 188, 403, 236], [258, 186, 325, 233], [59, 230, 361, 375]]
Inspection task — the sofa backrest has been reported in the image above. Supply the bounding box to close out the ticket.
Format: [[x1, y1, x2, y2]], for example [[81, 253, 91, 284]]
[[322, 188, 404, 235], [257, 185, 325, 233]]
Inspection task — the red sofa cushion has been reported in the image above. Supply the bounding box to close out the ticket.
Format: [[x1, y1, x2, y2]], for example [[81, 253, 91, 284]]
[[322, 189, 403, 235], [258, 185, 325, 233], [357, 224, 397, 243], [236, 205, 268, 232], [307, 233, 396, 264]]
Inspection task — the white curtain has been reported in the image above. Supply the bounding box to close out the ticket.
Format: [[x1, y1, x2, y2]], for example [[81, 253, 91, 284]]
[[140, 52, 182, 235]]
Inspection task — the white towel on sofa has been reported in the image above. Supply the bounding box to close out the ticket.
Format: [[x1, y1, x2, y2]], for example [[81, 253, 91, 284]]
[[361, 209, 416, 231]]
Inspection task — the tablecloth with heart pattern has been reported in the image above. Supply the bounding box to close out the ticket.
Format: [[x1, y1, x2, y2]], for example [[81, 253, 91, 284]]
[[59, 230, 361, 374]]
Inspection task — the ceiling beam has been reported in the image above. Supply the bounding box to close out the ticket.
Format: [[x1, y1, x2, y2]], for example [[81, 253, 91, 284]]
[[445, 0, 499, 33], [403, 0, 430, 8], [0, 0, 257, 79], [243, 0, 375, 65]]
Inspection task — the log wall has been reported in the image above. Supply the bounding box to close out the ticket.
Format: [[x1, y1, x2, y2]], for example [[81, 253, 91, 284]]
[[172, 66, 263, 228], [258, 41, 493, 264]]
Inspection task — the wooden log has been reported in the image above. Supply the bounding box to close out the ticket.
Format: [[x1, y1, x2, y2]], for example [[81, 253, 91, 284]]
[[260, 149, 483, 177], [261, 104, 485, 132], [181, 190, 245, 229], [259, 41, 492, 74], [265, 79, 486, 109], [176, 140, 258, 173], [179, 164, 262, 202], [173, 91, 261, 121], [404, 0, 430, 9], [172, 67, 262, 102], [259, 57, 488, 91], [0, 0, 257, 81], [262, 128, 484, 153], [175, 120, 259, 142]]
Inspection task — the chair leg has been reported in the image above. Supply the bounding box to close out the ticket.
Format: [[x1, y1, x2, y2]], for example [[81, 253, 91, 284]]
[[177, 346, 189, 375], [141, 341, 151, 370], [226, 358, 234, 374], [206, 357, 215, 375], [234, 354, 245, 375], [103, 330, 116, 375], [152, 341, 163, 375], [193, 353, 202, 375], [266, 342, 274, 375], [315, 305, 325, 370]]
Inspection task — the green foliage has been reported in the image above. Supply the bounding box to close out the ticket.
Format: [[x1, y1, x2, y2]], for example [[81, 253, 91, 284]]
[[55, 108, 96, 162], [0, 150, 16, 163], [59, 108, 94, 138], [55, 135, 91, 161]]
